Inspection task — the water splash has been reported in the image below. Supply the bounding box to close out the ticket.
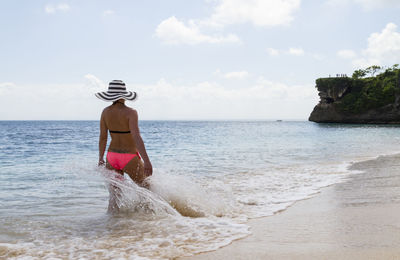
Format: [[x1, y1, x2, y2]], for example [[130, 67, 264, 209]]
[[100, 166, 236, 218], [99, 167, 179, 217], [147, 171, 235, 218]]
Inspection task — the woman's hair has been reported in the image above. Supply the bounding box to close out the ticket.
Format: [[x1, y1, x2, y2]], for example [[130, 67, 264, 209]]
[[112, 99, 125, 105]]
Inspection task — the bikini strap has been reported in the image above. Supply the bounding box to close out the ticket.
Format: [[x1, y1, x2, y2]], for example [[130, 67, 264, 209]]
[[109, 130, 131, 134]]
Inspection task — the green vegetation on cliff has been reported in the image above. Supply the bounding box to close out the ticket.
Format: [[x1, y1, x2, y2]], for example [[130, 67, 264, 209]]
[[316, 65, 400, 114]]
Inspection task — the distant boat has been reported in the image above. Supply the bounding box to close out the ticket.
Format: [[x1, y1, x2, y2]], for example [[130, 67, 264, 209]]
[[276, 120, 282, 122]]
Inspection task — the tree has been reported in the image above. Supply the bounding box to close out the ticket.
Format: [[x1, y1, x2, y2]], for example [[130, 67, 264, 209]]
[[352, 69, 367, 79], [353, 65, 383, 78], [385, 64, 399, 73], [366, 65, 382, 76]]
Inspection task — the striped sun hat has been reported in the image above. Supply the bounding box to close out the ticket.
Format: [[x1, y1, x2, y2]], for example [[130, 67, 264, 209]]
[[95, 80, 137, 102]]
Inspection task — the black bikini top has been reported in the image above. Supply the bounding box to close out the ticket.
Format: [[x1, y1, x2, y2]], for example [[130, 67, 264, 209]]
[[109, 130, 131, 134]]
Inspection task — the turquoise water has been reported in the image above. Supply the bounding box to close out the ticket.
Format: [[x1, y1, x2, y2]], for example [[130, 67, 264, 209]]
[[1, 121, 400, 259]]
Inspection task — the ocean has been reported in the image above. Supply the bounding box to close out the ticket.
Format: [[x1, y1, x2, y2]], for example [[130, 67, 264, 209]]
[[1, 120, 400, 259]]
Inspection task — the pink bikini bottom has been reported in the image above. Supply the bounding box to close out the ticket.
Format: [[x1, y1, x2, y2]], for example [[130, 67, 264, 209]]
[[106, 151, 141, 171]]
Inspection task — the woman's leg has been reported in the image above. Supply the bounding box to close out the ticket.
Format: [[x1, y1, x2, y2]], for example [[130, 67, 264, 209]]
[[105, 161, 124, 213], [123, 156, 146, 186]]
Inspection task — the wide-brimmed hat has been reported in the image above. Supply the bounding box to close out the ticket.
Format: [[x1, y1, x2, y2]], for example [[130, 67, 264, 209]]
[[95, 80, 137, 102]]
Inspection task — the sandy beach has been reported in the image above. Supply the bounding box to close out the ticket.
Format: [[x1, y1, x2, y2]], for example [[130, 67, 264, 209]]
[[184, 154, 400, 260]]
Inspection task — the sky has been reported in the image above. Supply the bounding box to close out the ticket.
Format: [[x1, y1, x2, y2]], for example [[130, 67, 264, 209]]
[[1, 0, 400, 120]]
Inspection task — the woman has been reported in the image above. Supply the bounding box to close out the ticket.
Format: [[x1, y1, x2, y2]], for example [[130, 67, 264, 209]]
[[96, 80, 152, 187]]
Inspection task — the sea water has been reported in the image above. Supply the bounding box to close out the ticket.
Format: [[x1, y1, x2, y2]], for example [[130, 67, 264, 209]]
[[1, 120, 400, 259]]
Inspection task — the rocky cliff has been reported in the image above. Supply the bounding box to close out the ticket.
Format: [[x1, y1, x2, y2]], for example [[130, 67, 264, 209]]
[[309, 67, 400, 123]]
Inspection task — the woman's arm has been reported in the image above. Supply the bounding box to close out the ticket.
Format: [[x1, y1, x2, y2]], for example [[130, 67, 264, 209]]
[[98, 110, 108, 165], [129, 110, 153, 177]]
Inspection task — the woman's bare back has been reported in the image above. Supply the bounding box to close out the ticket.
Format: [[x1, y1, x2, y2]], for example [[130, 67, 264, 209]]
[[103, 103, 138, 153]]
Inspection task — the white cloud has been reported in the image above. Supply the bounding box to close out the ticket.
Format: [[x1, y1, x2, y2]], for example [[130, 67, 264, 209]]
[[288, 47, 305, 56], [45, 3, 70, 14], [266, 48, 280, 56], [205, 0, 301, 27], [0, 82, 15, 88], [337, 49, 356, 59], [155, 16, 240, 45], [156, 0, 300, 45], [57, 4, 70, 11], [0, 75, 111, 120], [223, 71, 249, 79], [103, 10, 115, 16], [327, 0, 400, 10], [134, 78, 316, 120], [84, 74, 106, 92], [266, 47, 305, 56], [0, 82, 105, 120], [353, 0, 400, 9], [0, 82, 15, 95], [352, 23, 400, 68]]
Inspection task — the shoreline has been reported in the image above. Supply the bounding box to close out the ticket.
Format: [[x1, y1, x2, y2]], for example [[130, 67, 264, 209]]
[[183, 154, 400, 259]]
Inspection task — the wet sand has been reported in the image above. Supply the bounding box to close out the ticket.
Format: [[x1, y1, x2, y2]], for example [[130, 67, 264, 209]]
[[184, 154, 400, 259]]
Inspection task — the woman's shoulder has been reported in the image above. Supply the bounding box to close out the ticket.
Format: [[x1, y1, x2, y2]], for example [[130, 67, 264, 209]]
[[102, 105, 113, 114], [126, 107, 138, 117]]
